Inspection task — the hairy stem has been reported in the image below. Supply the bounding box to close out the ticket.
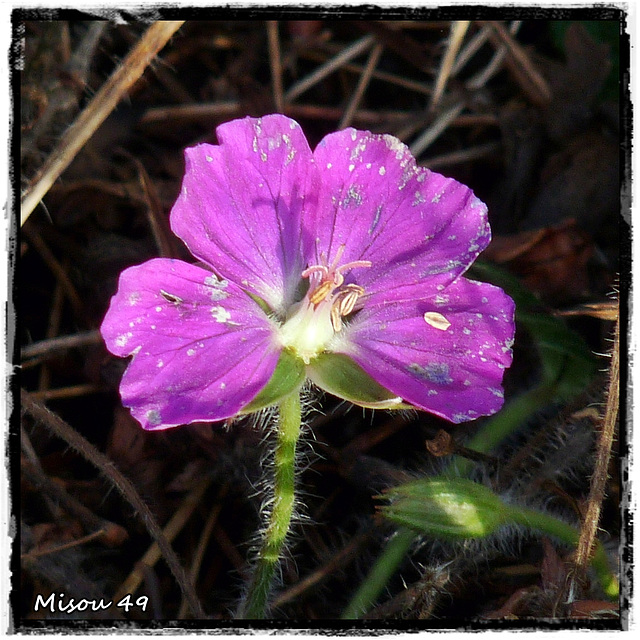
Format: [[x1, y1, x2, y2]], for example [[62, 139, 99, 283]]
[[237, 391, 302, 619], [341, 527, 415, 619], [509, 504, 619, 600], [571, 318, 619, 598]]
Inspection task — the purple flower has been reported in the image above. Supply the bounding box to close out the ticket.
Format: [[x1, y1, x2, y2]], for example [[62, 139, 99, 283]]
[[101, 114, 515, 430]]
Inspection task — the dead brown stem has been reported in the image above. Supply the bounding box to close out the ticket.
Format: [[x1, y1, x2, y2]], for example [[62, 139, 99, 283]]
[[483, 21, 552, 106], [22, 226, 85, 322], [21, 21, 185, 225], [570, 317, 619, 598], [128, 154, 179, 258], [140, 101, 413, 129], [21, 329, 103, 361], [22, 453, 128, 547], [177, 484, 229, 618], [21, 389, 205, 618], [298, 50, 432, 95], [21, 529, 110, 561], [113, 476, 213, 606], [267, 21, 284, 112], [430, 21, 470, 111], [284, 34, 375, 103], [272, 532, 370, 607], [339, 43, 384, 129], [30, 384, 104, 401], [422, 141, 501, 170], [38, 276, 65, 391]]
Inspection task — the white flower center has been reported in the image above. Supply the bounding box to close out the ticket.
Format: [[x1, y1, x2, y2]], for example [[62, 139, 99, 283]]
[[279, 245, 371, 364]]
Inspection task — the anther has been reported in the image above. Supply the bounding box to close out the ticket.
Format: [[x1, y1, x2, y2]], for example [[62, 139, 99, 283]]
[[330, 305, 343, 332], [330, 284, 366, 331], [302, 244, 372, 308], [309, 280, 334, 306], [423, 311, 451, 331], [335, 284, 365, 317]]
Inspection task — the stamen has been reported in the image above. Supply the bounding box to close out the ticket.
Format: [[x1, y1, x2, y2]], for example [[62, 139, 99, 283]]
[[309, 280, 334, 306], [302, 244, 372, 309], [330, 284, 366, 331], [301, 264, 328, 279], [336, 259, 372, 275], [424, 311, 451, 331], [330, 305, 343, 332], [329, 244, 346, 271], [335, 284, 365, 317]]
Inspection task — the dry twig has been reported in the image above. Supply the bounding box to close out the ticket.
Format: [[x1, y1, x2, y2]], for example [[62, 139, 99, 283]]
[[569, 317, 620, 599], [430, 21, 470, 111], [483, 20, 552, 105], [22, 226, 85, 321], [21, 389, 205, 618], [272, 532, 370, 607], [267, 21, 284, 112], [177, 484, 229, 618], [21, 329, 102, 360], [409, 102, 465, 158], [339, 43, 384, 129], [30, 384, 104, 401], [284, 34, 375, 103], [21, 21, 185, 225], [114, 476, 213, 606]]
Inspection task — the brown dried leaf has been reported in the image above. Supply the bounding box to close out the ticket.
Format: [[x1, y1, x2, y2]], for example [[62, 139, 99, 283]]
[[483, 586, 538, 619], [567, 599, 620, 619], [425, 429, 455, 457], [524, 131, 619, 233], [483, 219, 594, 304], [540, 537, 568, 592], [286, 21, 325, 39]]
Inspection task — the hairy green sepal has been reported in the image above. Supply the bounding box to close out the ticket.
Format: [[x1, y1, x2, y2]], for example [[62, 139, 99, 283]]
[[241, 349, 305, 414], [378, 476, 619, 600], [308, 352, 412, 409]]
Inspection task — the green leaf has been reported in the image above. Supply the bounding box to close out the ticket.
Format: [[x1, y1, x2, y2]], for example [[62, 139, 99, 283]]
[[240, 349, 305, 414], [470, 262, 597, 402], [517, 310, 597, 400], [308, 352, 412, 410], [446, 263, 599, 475]]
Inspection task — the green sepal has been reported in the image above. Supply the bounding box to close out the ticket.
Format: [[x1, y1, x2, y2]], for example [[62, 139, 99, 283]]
[[245, 291, 274, 315], [240, 349, 305, 414], [308, 352, 412, 410], [379, 477, 508, 539]]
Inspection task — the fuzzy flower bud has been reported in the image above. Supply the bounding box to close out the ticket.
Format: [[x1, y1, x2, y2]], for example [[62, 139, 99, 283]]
[[379, 477, 508, 539]]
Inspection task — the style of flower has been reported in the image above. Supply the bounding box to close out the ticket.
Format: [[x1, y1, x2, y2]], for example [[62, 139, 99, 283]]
[[101, 114, 515, 430]]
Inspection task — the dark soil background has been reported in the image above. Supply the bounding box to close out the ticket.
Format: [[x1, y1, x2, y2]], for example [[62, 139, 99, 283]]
[[16, 11, 627, 629]]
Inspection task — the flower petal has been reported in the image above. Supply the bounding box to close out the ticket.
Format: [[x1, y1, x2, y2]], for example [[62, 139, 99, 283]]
[[309, 129, 491, 302], [101, 258, 281, 429], [171, 114, 319, 314], [332, 277, 515, 423]]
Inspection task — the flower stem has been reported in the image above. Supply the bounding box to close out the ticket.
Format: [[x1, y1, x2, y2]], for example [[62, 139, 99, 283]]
[[508, 504, 619, 600], [237, 391, 302, 619], [341, 526, 415, 619]]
